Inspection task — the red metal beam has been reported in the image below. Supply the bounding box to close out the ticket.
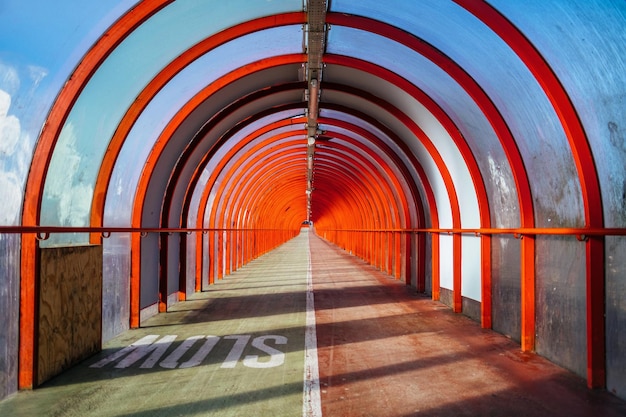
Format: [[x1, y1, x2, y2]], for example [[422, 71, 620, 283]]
[[322, 75, 493, 322], [213, 151, 307, 275], [18, 0, 174, 389], [455, 0, 606, 389], [314, 150, 397, 271], [322, 132, 411, 279], [326, 12, 534, 345], [129, 55, 305, 322], [91, 12, 306, 238], [317, 108, 436, 292]]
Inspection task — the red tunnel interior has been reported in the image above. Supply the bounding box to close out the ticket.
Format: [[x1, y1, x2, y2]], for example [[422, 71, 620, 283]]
[[1, 0, 626, 405]]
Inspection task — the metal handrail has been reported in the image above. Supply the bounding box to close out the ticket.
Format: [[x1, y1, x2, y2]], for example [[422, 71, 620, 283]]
[[318, 227, 626, 238], [1, 225, 626, 239], [0, 226, 295, 240]]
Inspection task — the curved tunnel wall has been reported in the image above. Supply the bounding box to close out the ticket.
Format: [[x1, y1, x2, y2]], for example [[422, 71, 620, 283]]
[[1, 0, 625, 401]]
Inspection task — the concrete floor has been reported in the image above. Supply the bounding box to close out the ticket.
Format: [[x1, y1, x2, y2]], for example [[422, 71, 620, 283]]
[[1, 230, 626, 416]]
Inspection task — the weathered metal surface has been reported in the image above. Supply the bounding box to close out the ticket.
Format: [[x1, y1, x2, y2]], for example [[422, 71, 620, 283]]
[[535, 236, 587, 378], [140, 234, 160, 310], [491, 235, 521, 341], [424, 233, 433, 295], [184, 233, 196, 298], [166, 233, 180, 300], [102, 234, 131, 343], [439, 287, 453, 309], [0, 234, 19, 400], [606, 236, 626, 398], [462, 296, 481, 321]]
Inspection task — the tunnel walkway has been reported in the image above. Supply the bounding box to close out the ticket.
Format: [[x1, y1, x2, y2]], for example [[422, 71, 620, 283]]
[[1, 230, 626, 417]]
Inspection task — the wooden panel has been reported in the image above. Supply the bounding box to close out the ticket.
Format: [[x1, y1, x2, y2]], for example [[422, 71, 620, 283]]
[[38, 245, 102, 385]]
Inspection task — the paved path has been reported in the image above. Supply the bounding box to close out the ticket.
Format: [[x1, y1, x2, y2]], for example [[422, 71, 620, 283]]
[[0, 231, 315, 417], [310, 235, 626, 417], [1, 229, 626, 416]]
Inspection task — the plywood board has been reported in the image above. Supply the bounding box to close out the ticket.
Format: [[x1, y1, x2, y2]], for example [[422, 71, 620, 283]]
[[38, 245, 102, 385]]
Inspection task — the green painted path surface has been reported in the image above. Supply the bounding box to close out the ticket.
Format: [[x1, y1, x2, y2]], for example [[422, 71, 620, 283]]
[[0, 232, 313, 417]]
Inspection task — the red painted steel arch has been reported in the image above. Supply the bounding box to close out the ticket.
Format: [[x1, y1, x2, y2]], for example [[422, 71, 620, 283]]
[[91, 44, 464, 300], [96, 47, 472, 330], [20, 1, 591, 393], [320, 133, 413, 278], [180, 103, 422, 286], [325, 14, 533, 343], [203, 141, 307, 277], [91, 13, 306, 236], [457, 0, 605, 389], [317, 109, 438, 293], [321, 78, 493, 320], [192, 124, 309, 286], [319, 77, 492, 314], [128, 56, 305, 325], [315, 146, 403, 274], [18, 0, 174, 389], [312, 156, 395, 270], [212, 150, 307, 275], [322, 73, 464, 310], [197, 114, 404, 282]]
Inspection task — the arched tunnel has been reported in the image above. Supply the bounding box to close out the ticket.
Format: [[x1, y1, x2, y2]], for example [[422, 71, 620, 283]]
[[1, 0, 626, 413]]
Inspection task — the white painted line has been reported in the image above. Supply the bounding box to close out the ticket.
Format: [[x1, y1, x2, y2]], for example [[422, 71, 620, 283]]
[[179, 335, 220, 369], [221, 335, 251, 368], [243, 335, 287, 368], [303, 235, 322, 417], [139, 335, 177, 368], [90, 335, 159, 368], [160, 335, 205, 369]]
